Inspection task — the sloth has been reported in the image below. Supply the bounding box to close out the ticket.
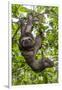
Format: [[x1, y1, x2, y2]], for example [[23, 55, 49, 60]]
[[19, 14, 54, 72]]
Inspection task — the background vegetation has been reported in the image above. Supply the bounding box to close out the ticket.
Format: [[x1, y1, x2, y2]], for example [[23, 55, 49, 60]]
[[12, 4, 58, 85]]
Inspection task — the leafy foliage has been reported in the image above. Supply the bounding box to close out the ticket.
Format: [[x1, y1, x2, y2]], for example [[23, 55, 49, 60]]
[[12, 4, 58, 85]]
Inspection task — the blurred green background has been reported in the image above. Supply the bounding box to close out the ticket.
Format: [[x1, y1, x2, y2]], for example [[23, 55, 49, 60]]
[[12, 4, 58, 85]]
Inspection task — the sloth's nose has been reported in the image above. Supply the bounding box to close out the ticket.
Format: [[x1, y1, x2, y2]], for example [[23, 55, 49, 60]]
[[25, 40, 28, 45]]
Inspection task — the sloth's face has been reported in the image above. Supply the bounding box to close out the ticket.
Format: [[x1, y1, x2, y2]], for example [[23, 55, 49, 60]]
[[21, 36, 35, 48]]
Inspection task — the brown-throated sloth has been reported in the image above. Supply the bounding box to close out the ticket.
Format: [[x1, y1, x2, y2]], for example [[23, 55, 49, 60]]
[[19, 14, 54, 72]]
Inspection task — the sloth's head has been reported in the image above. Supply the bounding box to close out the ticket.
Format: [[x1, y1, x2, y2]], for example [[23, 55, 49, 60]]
[[21, 33, 35, 50]]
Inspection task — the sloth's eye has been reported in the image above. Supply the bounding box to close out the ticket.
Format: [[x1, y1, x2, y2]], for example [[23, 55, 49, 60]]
[[28, 38, 31, 40]]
